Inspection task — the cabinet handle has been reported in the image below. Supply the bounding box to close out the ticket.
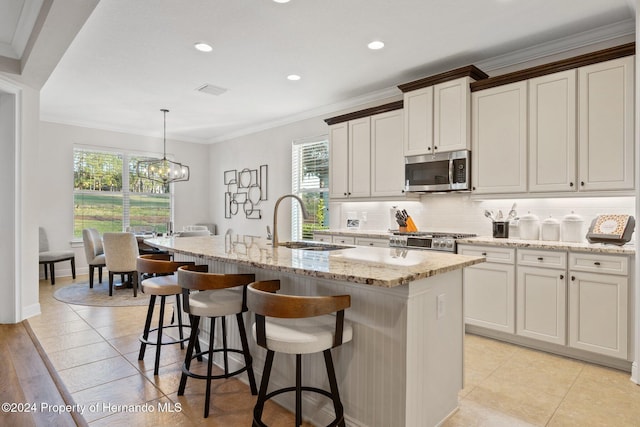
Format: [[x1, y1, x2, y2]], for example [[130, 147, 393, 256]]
[[434, 146, 438, 150], [369, 243, 374, 246], [580, 181, 585, 187], [569, 182, 574, 187], [427, 147, 432, 151], [472, 186, 476, 191], [560, 274, 564, 280], [571, 276, 576, 281], [481, 252, 487, 256], [537, 257, 543, 261], [343, 192, 347, 196], [594, 261, 601, 266]]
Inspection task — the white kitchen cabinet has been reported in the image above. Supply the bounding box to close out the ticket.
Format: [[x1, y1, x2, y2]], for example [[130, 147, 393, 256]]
[[434, 77, 472, 152], [516, 249, 567, 345], [332, 235, 356, 245], [371, 109, 405, 197], [328, 122, 349, 199], [459, 245, 515, 333], [528, 70, 577, 192], [312, 233, 331, 243], [403, 77, 472, 156], [578, 56, 634, 191], [355, 237, 389, 248], [471, 81, 528, 194], [403, 86, 433, 156], [568, 252, 629, 359], [349, 117, 372, 198], [530, 57, 634, 193], [328, 117, 371, 199]]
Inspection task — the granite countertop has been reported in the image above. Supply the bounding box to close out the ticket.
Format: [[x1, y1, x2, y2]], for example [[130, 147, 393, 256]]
[[457, 236, 636, 255], [145, 235, 484, 288]]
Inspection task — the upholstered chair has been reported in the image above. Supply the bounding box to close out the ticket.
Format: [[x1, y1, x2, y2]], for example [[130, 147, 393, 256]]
[[82, 228, 106, 288], [38, 227, 76, 285], [103, 232, 139, 297]]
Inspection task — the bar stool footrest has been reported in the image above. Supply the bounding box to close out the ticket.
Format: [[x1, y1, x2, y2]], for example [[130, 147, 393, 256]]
[[254, 386, 344, 427], [182, 348, 251, 380], [138, 324, 194, 346]]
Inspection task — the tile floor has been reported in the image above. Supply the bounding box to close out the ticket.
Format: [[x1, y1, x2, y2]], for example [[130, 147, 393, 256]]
[[30, 275, 640, 426]]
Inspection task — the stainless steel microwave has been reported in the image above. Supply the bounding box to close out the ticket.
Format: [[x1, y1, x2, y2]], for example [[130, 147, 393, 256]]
[[405, 149, 470, 192]]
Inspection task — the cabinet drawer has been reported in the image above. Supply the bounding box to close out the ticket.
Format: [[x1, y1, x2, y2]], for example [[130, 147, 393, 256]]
[[569, 253, 629, 275], [313, 234, 331, 243], [458, 245, 514, 264], [332, 235, 356, 245], [355, 237, 389, 248], [517, 249, 567, 269]]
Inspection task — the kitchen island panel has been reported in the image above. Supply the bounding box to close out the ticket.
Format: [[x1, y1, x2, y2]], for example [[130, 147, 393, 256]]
[[171, 252, 463, 427]]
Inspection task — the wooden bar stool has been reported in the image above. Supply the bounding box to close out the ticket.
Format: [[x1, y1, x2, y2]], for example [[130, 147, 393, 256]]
[[136, 254, 200, 375], [247, 280, 353, 427], [177, 265, 258, 418]]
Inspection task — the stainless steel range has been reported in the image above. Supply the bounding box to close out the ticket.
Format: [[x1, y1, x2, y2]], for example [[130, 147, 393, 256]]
[[389, 231, 477, 253]]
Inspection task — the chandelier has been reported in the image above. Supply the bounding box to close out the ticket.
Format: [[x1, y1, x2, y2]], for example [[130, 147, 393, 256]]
[[136, 109, 190, 184]]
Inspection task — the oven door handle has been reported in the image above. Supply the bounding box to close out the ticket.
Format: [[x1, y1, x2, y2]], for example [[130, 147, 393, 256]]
[[448, 159, 454, 185]]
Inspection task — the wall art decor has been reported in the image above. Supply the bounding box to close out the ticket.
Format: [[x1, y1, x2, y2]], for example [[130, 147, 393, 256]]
[[224, 165, 268, 219]]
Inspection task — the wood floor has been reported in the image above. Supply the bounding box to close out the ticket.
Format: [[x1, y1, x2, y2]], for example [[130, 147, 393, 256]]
[[0, 321, 83, 427]]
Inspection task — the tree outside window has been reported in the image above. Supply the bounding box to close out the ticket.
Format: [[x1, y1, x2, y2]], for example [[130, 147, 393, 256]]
[[73, 148, 172, 238], [292, 137, 329, 240]]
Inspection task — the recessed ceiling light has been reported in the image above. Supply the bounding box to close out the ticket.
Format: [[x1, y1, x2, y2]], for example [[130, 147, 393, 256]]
[[194, 42, 213, 52], [368, 40, 385, 50], [273, 0, 290, 3], [287, 74, 301, 81]]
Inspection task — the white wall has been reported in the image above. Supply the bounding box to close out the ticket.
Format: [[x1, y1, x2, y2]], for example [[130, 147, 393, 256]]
[[38, 121, 211, 277]]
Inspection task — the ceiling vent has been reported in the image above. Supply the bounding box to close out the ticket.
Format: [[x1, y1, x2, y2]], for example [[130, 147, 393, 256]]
[[196, 84, 228, 96]]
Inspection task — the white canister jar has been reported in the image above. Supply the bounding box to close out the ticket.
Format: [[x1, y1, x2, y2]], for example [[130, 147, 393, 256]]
[[509, 219, 520, 239], [519, 212, 540, 240], [541, 216, 560, 241], [561, 212, 585, 242]]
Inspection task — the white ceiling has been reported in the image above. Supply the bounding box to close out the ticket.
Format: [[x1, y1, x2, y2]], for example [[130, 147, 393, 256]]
[[7, 0, 638, 143]]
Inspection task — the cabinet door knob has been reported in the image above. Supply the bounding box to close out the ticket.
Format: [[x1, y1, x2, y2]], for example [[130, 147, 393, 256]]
[[427, 146, 432, 151], [369, 243, 374, 246], [594, 261, 601, 266], [571, 276, 576, 281], [560, 274, 564, 280], [434, 146, 438, 150], [343, 192, 347, 196], [537, 257, 544, 261], [472, 186, 476, 191], [580, 181, 585, 186], [569, 182, 574, 187], [481, 252, 487, 256]]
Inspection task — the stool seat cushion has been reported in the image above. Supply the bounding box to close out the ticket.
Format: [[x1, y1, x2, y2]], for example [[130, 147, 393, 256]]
[[39, 250, 74, 262], [141, 275, 181, 296], [253, 315, 353, 355], [187, 289, 243, 317]]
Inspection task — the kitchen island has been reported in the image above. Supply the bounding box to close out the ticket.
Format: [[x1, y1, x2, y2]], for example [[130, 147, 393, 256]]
[[145, 235, 484, 427]]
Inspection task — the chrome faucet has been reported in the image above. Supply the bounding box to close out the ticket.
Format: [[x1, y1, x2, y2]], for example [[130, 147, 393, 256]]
[[272, 194, 309, 247]]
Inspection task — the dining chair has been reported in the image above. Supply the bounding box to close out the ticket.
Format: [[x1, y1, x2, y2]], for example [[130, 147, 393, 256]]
[[39, 227, 76, 285], [82, 228, 105, 288], [103, 232, 139, 296]]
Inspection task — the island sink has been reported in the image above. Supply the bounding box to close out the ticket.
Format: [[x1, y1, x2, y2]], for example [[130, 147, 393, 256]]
[[279, 241, 354, 251]]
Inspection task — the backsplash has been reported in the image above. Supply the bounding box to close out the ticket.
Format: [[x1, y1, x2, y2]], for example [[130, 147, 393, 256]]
[[330, 195, 635, 238]]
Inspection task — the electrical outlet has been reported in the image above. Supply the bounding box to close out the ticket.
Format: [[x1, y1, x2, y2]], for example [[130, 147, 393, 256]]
[[437, 294, 446, 319]]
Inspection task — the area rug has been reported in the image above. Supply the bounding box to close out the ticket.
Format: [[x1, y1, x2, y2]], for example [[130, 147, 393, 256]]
[[53, 280, 160, 307]]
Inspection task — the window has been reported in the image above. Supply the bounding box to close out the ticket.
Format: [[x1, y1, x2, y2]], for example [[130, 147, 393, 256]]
[[73, 147, 172, 238], [292, 136, 329, 240]]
